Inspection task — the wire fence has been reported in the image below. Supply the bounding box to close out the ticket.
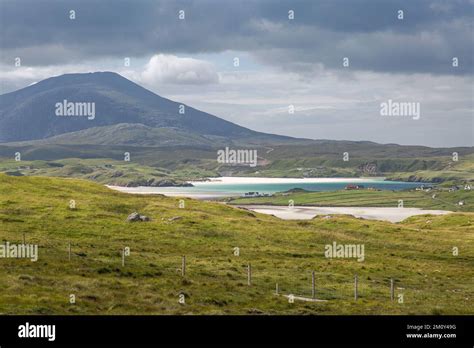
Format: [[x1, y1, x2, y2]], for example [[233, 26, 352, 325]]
[[2, 233, 408, 305]]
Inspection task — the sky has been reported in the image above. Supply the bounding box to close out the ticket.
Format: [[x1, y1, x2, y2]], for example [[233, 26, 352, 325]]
[[0, 0, 473, 147]]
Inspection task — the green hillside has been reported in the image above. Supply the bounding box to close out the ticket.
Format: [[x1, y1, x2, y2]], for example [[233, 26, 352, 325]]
[[228, 188, 474, 212], [0, 147, 472, 187], [0, 174, 472, 314], [0, 158, 214, 187], [9, 123, 222, 147]]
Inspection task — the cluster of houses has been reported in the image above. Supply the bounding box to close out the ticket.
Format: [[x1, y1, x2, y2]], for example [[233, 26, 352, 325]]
[[420, 184, 470, 207], [241, 191, 272, 198], [416, 184, 471, 193], [415, 185, 433, 192], [344, 184, 382, 191], [344, 184, 365, 190], [448, 184, 471, 192]]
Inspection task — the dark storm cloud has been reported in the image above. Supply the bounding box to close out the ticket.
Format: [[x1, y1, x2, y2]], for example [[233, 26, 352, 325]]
[[0, 0, 472, 74]]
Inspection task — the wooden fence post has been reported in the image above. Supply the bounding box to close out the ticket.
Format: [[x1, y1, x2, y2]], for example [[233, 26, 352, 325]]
[[247, 264, 252, 286], [68, 242, 71, 261], [390, 278, 394, 301], [311, 271, 316, 299], [354, 274, 358, 301], [182, 256, 186, 277]]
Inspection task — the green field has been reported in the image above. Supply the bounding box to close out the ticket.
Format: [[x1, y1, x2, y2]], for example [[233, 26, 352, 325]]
[[228, 188, 474, 212], [0, 174, 472, 315]]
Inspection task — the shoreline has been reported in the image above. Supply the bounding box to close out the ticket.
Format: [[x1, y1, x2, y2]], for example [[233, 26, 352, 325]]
[[107, 176, 397, 188], [235, 205, 451, 223], [107, 176, 424, 199], [190, 176, 388, 185], [106, 185, 236, 199]]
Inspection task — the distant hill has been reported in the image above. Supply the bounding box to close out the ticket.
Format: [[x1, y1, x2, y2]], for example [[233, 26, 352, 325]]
[[8, 123, 223, 147], [0, 72, 296, 145]]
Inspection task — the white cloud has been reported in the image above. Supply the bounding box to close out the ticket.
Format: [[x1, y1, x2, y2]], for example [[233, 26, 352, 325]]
[[0, 54, 220, 93], [160, 67, 473, 147], [140, 54, 219, 85], [1, 53, 471, 147], [0, 64, 98, 92]]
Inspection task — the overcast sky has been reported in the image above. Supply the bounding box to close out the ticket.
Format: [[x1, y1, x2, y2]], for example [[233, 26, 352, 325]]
[[0, 0, 472, 147]]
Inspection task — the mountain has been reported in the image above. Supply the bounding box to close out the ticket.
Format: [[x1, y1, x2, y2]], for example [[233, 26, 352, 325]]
[[0, 72, 296, 145]]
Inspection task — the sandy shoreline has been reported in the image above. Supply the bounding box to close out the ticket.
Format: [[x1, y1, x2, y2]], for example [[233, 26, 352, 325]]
[[107, 182, 450, 222], [106, 185, 232, 199], [236, 205, 451, 223]]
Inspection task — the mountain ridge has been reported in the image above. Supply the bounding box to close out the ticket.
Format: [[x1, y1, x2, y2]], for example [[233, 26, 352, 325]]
[[0, 71, 296, 144]]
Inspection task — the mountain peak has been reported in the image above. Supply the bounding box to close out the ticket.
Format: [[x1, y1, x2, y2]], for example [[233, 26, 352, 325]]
[[35, 71, 132, 88], [0, 72, 290, 144]]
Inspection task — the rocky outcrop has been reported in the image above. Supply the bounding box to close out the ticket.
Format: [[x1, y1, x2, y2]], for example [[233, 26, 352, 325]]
[[123, 178, 193, 187], [126, 212, 150, 222]]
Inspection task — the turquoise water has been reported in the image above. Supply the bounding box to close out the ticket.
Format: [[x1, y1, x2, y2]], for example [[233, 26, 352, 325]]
[[113, 179, 428, 198], [192, 181, 425, 195]]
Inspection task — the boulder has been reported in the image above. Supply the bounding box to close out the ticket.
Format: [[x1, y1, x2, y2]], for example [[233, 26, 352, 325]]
[[127, 212, 150, 222]]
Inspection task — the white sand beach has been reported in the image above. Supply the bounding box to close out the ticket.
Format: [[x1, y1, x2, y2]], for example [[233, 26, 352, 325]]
[[106, 185, 231, 199], [236, 205, 451, 223]]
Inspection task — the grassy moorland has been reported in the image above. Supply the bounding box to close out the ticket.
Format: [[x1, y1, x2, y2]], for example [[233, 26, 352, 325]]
[[0, 145, 472, 185], [228, 188, 474, 213], [0, 158, 214, 187], [385, 155, 474, 184], [0, 174, 472, 315], [237, 149, 474, 183]]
